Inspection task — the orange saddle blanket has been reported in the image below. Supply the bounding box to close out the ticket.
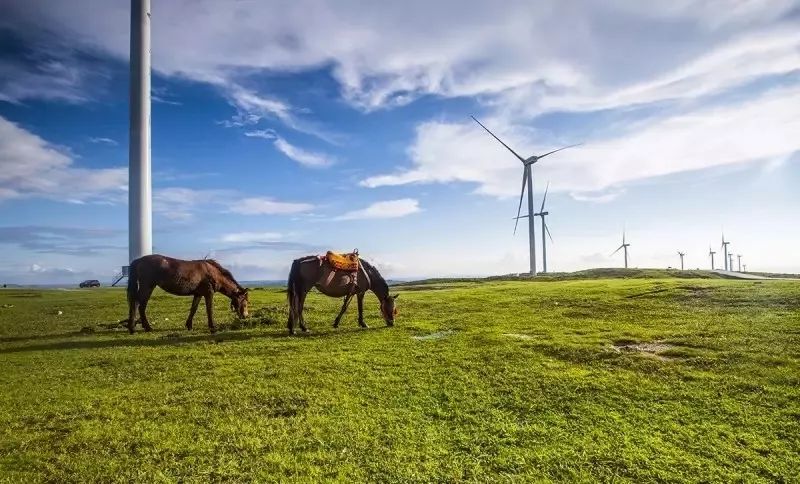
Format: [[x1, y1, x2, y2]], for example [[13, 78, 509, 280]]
[[325, 251, 360, 271]]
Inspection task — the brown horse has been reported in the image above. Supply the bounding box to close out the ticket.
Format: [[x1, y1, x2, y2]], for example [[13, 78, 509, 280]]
[[126, 254, 249, 334], [286, 255, 398, 334]]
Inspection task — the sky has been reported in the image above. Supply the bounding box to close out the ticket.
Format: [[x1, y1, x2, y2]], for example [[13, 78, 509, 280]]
[[0, 0, 799, 284]]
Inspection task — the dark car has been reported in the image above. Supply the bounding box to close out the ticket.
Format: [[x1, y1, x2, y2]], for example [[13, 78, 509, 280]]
[[79, 280, 101, 288]]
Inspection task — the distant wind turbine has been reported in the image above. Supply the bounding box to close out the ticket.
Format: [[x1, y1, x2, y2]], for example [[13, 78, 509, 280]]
[[534, 182, 554, 273], [721, 233, 731, 271], [677, 251, 686, 270], [743, 264, 747, 272], [471, 115, 579, 276], [729, 253, 735, 272], [611, 230, 631, 269], [737, 254, 742, 272], [708, 247, 716, 270]]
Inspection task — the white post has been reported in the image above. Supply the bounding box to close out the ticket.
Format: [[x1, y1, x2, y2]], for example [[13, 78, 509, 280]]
[[540, 216, 547, 273], [526, 167, 537, 276], [129, 0, 152, 263]]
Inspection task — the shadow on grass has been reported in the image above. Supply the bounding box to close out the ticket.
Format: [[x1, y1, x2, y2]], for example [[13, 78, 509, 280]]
[[0, 324, 391, 353]]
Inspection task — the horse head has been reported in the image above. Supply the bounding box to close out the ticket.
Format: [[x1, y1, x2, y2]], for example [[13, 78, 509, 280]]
[[380, 294, 399, 326], [230, 287, 250, 319]]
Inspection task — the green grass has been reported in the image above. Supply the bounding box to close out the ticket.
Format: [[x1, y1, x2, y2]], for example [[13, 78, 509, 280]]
[[0, 278, 798, 482]]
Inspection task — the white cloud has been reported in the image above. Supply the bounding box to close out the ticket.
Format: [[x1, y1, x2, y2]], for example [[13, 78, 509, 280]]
[[336, 199, 421, 220], [88, 136, 118, 146], [0, 55, 96, 104], [221, 232, 284, 243], [229, 197, 314, 215], [153, 187, 313, 220], [361, 85, 800, 197], [4, 0, 797, 114], [245, 129, 335, 167], [0, 115, 127, 203]]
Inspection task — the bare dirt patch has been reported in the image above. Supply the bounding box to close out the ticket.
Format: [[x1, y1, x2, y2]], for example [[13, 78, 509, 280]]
[[503, 333, 535, 340], [610, 340, 678, 361]]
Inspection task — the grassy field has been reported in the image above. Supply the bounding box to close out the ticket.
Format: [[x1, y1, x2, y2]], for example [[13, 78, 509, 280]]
[[0, 277, 798, 482]]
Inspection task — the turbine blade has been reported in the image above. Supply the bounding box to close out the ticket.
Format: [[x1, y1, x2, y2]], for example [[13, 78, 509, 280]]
[[513, 166, 528, 235], [544, 221, 553, 243], [540, 181, 549, 213], [536, 143, 582, 161], [470, 115, 527, 164], [610, 245, 623, 256]]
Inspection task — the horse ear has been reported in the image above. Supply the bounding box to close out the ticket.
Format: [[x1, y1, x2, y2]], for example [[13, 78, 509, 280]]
[[244, 287, 250, 293], [393, 294, 399, 300]]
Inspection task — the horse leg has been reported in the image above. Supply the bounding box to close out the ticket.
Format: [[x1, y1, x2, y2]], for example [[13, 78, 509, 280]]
[[333, 295, 353, 328], [137, 284, 155, 332], [357, 292, 368, 328], [127, 295, 139, 334], [298, 290, 309, 333], [186, 295, 201, 330], [204, 292, 216, 333]]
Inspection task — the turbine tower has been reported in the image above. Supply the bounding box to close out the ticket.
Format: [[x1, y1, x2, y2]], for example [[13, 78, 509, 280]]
[[737, 254, 742, 272], [534, 182, 554, 273], [129, 0, 152, 264], [471, 116, 579, 276], [611, 231, 631, 269], [721, 234, 731, 271], [708, 247, 716, 270], [729, 253, 734, 272], [677, 251, 685, 270]]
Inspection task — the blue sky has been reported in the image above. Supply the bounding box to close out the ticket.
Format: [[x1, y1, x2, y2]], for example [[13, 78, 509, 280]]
[[0, 0, 799, 284]]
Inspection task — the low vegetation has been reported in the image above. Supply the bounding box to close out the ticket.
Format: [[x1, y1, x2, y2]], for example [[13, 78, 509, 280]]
[[0, 277, 798, 481]]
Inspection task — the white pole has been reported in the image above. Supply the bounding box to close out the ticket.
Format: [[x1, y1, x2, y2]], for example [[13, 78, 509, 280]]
[[540, 216, 547, 273], [526, 167, 537, 276], [129, 0, 152, 263]]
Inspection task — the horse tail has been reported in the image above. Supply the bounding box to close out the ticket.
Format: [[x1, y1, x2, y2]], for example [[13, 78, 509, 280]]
[[127, 259, 139, 305]]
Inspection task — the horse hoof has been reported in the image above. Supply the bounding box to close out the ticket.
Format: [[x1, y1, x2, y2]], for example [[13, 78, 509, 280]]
[[360, 324, 369, 329], [127, 327, 135, 334], [209, 327, 217, 334], [143, 326, 153, 332]]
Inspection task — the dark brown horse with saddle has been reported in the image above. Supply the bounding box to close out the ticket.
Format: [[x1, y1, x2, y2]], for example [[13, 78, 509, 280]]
[[286, 251, 398, 334], [126, 254, 249, 334]]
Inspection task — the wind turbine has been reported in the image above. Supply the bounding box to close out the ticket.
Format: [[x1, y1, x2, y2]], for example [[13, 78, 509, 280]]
[[534, 182, 553, 273], [708, 247, 716, 270], [611, 231, 631, 269], [743, 264, 747, 272], [471, 115, 579, 276], [677, 251, 686, 270], [729, 253, 735, 272], [737, 254, 742, 272], [721, 234, 731, 271]]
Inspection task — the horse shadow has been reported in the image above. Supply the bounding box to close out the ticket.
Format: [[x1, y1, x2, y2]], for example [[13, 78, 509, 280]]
[[0, 323, 389, 354]]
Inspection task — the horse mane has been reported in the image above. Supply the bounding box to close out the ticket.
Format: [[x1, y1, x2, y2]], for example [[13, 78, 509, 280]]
[[361, 259, 389, 295], [203, 259, 243, 290]]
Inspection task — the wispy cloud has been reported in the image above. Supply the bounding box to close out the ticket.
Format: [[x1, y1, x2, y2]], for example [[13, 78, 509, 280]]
[[0, 225, 124, 256], [245, 129, 335, 167], [336, 199, 421, 220], [153, 188, 313, 220], [361, 85, 800, 197], [221, 232, 284, 243], [229, 197, 314, 215], [88, 136, 118, 146]]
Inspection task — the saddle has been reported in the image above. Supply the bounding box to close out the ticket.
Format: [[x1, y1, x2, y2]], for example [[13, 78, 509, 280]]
[[324, 250, 360, 272]]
